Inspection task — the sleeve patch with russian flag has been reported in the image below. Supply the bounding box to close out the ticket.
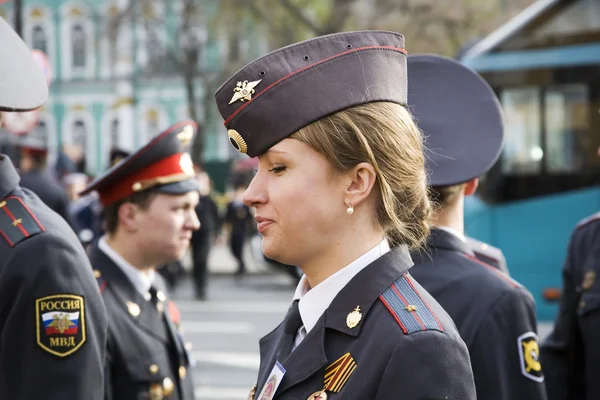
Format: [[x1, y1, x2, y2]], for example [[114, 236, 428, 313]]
[[0, 196, 45, 247], [35, 294, 86, 357], [379, 274, 444, 334]]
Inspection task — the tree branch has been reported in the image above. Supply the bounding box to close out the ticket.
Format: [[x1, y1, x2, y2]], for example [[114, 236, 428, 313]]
[[279, 0, 321, 34]]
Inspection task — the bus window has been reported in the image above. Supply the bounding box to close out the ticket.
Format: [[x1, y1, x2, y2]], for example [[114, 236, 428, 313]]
[[544, 84, 590, 173], [501, 87, 542, 175]]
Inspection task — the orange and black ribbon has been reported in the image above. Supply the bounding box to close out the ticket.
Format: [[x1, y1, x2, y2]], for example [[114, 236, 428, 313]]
[[324, 352, 357, 393]]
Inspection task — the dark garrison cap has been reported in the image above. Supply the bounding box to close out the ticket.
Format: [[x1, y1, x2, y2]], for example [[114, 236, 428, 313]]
[[407, 54, 504, 187], [215, 30, 408, 157], [80, 120, 200, 206], [0, 16, 48, 112]]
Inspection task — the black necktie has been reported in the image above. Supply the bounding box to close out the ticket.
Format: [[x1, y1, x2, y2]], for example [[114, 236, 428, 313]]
[[277, 300, 303, 360], [148, 285, 164, 314]]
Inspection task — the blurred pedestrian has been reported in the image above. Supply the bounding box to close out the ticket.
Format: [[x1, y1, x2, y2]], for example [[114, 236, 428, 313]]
[[63, 172, 103, 248], [223, 178, 252, 279], [18, 139, 73, 227], [215, 30, 475, 399], [191, 166, 221, 299]]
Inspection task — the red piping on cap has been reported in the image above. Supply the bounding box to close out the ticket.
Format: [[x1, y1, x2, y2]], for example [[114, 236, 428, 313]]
[[224, 45, 408, 126]]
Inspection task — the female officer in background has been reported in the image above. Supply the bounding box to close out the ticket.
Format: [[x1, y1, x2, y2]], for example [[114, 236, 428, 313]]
[[215, 30, 476, 400]]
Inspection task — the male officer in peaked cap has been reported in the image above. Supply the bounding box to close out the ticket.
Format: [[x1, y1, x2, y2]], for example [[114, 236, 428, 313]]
[[0, 16, 108, 399], [407, 54, 547, 400], [80, 121, 199, 400]]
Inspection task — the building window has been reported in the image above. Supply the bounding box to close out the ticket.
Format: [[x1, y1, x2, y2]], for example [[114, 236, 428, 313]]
[[146, 108, 160, 140], [110, 118, 120, 147], [72, 24, 86, 68], [73, 119, 87, 151], [32, 25, 47, 54], [31, 120, 49, 146]]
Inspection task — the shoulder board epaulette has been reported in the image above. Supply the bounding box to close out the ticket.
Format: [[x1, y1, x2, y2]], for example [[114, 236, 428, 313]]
[[466, 236, 503, 262], [464, 253, 520, 289], [379, 273, 444, 334], [0, 196, 45, 247], [93, 270, 107, 293], [576, 212, 600, 230]]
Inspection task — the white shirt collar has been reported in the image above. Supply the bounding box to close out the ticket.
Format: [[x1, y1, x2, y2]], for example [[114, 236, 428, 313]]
[[434, 225, 467, 243], [98, 235, 155, 301], [292, 238, 390, 335]]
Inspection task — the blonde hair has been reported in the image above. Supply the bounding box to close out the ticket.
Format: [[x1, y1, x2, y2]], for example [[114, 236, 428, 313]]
[[292, 102, 432, 249]]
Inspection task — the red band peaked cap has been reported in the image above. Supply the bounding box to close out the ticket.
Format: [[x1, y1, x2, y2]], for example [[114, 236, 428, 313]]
[[80, 120, 200, 206]]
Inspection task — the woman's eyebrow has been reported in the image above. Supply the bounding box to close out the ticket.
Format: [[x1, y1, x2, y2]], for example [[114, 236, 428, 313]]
[[265, 149, 290, 156]]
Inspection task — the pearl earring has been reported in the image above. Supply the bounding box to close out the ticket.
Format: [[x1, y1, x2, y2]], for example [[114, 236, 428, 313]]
[[346, 203, 354, 215]]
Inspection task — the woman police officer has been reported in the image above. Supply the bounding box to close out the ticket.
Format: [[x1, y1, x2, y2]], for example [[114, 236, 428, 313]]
[[215, 30, 476, 400]]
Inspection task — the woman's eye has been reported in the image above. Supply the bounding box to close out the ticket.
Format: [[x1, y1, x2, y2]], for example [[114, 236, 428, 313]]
[[269, 166, 286, 174]]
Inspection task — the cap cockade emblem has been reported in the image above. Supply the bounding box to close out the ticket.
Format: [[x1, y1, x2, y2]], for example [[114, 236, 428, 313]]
[[229, 79, 262, 105], [177, 125, 194, 147], [228, 129, 248, 153], [179, 153, 195, 176]]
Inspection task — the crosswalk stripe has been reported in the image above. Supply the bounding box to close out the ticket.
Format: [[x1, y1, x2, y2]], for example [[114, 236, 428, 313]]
[[195, 386, 251, 399], [182, 321, 254, 334], [176, 300, 289, 314], [192, 350, 260, 370]]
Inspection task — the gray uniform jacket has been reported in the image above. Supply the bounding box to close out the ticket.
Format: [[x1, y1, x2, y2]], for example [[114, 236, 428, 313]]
[[411, 228, 547, 400], [252, 245, 476, 400], [89, 244, 195, 400], [541, 213, 600, 400], [0, 155, 107, 399]]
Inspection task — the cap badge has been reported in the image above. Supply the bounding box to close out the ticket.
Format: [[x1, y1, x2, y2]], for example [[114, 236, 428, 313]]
[[177, 125, 194, 147], [179, 153, 195, 176], [228, 129, 248, 153], [346, 306, 362, 329], [229, 79, 262, 105]]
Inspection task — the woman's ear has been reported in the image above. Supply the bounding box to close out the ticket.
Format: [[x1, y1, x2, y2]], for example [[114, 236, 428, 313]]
[[344, 162, 377, 209]]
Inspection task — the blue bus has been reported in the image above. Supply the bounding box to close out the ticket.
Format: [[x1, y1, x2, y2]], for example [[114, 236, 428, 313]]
[[460, 0, 600, 321]]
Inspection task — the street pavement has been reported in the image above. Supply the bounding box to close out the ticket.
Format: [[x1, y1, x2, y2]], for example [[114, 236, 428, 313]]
[[171, 244, 298, 400], [172, 243, 554, 400]]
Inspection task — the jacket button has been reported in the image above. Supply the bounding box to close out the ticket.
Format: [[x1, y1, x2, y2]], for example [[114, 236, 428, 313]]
[[179, 366, 186, 380], [149, 364, 159, 375], [163, 377, 175, 396]]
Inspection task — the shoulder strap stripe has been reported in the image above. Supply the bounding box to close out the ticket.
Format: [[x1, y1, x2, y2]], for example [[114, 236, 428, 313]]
[[379, 293, 408, 334], [380, 274, 444, 334], [381, 285, 425, 334], [403, 274, 444, 331], [391, 284, 427, 330], [2, 203, 30, 235], [0, 206, 25, 246], [0, 229, 14, 246], [0, 197, 45, 247], [395, 275, 444, 331], [464, 253, 519, 288]]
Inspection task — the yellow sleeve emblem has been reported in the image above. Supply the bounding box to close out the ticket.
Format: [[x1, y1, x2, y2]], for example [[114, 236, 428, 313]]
[[518, 332, 544, 382], [35, 294, 86, 357]]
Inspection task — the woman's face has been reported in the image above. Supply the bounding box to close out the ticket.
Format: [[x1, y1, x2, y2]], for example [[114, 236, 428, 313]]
[[243, 138, 347, 267]]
